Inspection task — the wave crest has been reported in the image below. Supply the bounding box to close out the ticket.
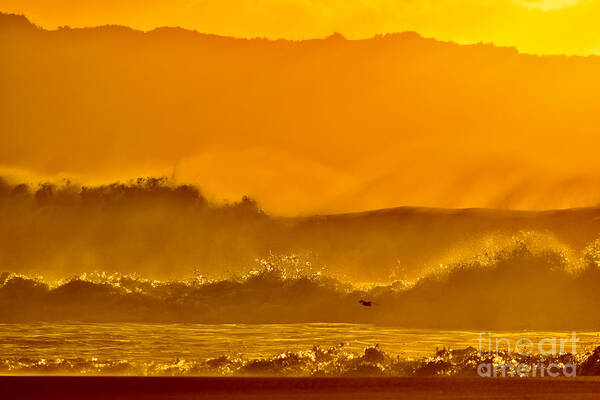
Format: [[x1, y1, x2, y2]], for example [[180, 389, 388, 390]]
[[2, 344, 599, 377], [2, 234, 600, 328]]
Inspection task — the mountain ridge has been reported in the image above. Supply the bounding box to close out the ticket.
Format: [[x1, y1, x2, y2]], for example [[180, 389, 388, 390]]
[[0, 11, 539, 56], [3, 11, 600, 214]]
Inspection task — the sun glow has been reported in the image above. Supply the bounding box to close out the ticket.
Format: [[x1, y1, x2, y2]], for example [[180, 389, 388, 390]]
[[515, 0, 580, 11]]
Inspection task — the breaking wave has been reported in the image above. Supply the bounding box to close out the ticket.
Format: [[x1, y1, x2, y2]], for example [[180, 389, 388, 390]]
[[3, 344, 600, 377], [2, 233, 600, 329]]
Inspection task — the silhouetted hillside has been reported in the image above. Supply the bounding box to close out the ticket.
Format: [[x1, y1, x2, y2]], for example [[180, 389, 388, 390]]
[[0, 12, 36, 33]]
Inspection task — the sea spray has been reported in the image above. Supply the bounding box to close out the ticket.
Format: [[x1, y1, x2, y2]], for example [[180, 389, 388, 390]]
[[2, 233, 600, 328], [0, 344, 597, 377]]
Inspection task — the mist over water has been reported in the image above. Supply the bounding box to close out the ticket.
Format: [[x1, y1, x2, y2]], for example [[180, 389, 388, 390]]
[[2, 176, 600, 282], [2, 176, 600, 378], [2, 212, 600, 329]]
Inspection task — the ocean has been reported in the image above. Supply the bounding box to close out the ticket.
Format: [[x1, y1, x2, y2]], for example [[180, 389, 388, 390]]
[[1, 322, 598, 376]]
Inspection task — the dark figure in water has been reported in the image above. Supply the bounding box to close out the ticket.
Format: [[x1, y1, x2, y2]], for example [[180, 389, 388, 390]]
[[359, 300, 372, 307]]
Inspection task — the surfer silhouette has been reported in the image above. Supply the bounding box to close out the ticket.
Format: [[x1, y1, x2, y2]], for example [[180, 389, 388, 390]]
[[359, 300, 372, 307]]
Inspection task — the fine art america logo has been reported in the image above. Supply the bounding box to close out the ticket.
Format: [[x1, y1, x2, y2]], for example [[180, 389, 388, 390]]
[[476, 332, 578, 377]]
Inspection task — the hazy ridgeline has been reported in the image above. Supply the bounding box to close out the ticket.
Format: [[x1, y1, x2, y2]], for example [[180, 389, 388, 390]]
[[4, 12, 600, 213], [1, 177, 600, 328]]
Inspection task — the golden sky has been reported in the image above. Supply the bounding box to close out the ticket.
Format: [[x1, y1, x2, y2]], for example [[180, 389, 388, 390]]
[[2, 0, 600, 55]]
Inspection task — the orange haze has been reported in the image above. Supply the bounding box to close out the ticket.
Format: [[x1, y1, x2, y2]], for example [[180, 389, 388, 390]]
[[2, 13, 600, 214]]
